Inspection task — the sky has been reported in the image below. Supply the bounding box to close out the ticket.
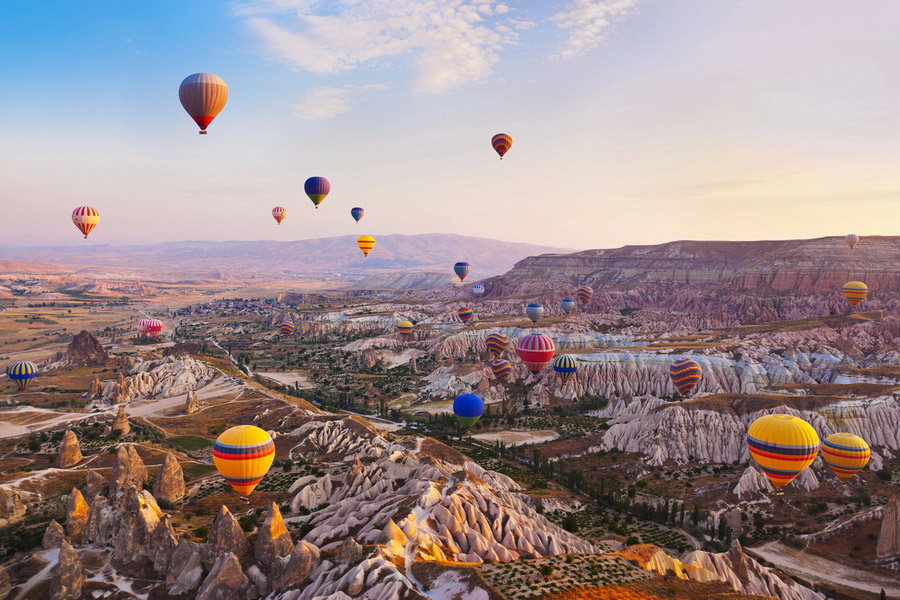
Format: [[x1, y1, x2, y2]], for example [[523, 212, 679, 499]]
[[3, 0, 900, 250]]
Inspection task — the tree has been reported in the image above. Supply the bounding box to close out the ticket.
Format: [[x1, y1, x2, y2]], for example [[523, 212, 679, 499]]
[[880, 589, 886, 600]]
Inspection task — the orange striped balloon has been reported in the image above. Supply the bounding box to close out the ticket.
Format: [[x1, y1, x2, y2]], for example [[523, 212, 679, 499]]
[[822, 433, 870, 482], [72, 206, 100, 239], [358, 235, 375, 257], [842, 281, 868, 308], [179, 73, 228, 134]]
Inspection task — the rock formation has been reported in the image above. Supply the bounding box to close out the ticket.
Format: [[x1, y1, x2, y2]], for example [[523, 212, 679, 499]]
[[153, 452, 185, 503], [115, 372, 129, 404], [269, 541, 320, 590], [196, 552, 252, 600], [876, 492, 900, 571], [166, 538, 204, 595], [49, 540, 84, 600], [149, 516, 178, 573], [57, 430, 82, 468], [203, 505, 250, 568], [185, 389, 200, 414], [93, 356, 215, 406], [112, 404, 130, 436], [85, 469, 106, 498], [0, 564, 9, 600], [254, 502, 292, 565], [65, 487, 90, 544], [42, 519, 65, 549], [58, 329, 112, 366], [112, 486, 163, 565], [0, 486, 26, 524], [109, 444, 148, 498], [88, 375, 101, 398]]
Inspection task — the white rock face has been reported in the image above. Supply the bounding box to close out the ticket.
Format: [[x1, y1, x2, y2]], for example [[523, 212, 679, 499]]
[[92, 356, 216, 405]]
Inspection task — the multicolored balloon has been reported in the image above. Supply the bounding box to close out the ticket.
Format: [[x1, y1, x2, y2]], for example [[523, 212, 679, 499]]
[[845, 234, 859, 249], [358, 235, 375, 257], [6, 361, 38, 391], [304, 177, 330, 209], [453, 393, 484, 427], [350, 207, 364, 223], [279, 321, 295, 337], [490, 358, 512, 382], [576, 286, 593, 304], [822, 432, 870, 482], [272, 206, 287, 224], [560, 299, 575, 314], [457, 307, 474, 324], [137, 319, 163, 338], [72, 206, 100, 239], [516, 333, 555, 375], [491, 133, 512, 159], [179, 73, 228, 134], [472, 284, 485, 298], [525, 303, 544, 324], [668, 358, 701, 397], [212, 425, 275, 496], [842, 281, 868, 308], [485, 333, 509, 358], [454, 262, 470, 282], [553, 355, 578, 383], [747, 414, 819, 489], [397, 320, 414, 339]]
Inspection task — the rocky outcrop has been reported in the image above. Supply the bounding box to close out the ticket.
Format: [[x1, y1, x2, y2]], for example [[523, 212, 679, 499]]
[[203, 505, 250, 568], [255, 503, 292, 566], [57, 430, 83, 468], [49, 540, 84, 600], [166, 538, 204, 596], [85, 470, 106, 498], [153, 452, 185, 503], [43, 519, 65, 549], [109, 444, 147, 498], [88, 375, 101, 398], [196, 552, 253, 600], [876, 493, 900, 571], [58, 330, 112, 366], [185, 390, 200, 414], [112, 486, 163, 565], [0, 486, 26, 524], [112, 405, 130, 436], [115, 373, 128, 405], [65, 488, 90, 544], [93, 356, 216, 406], [269, 541, 320, 590], [149, 516, 179, 574], [0, 564, 9, 600]]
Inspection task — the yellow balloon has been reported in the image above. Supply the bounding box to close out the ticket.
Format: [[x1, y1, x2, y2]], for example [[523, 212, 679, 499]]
[[358, 235, 375, 257], [822, 432, 870, 482], [212, 425, 275, 496], [746, 414, 819, 489]]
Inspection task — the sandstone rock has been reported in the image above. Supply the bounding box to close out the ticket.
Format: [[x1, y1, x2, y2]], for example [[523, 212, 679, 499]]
[[49, 540, 84, 600], [333, 538, 364, 564], [0, 486, 26, 524], [95, 356, 216, 406], [149, 516, 178, 574], [203, 505, 250, 568], [115, 372, 129, 405], [254, 502, 292, 566], [85, 470, 106, 498], [185, 389, 200, 414], [112, 405, 130, 436], [64, 330, 111, 366], [112, 486, 163, 565], [43, 519, 65, 549], [88, 376, 101, 398], [58, 430, 83, 468], [153, 452, 185, 503], [65, 488, 90, 544], [196, 552, 252, 600], [0, 564, 9, 600], [109, 444, 147, 498], [166, 538, 204, 595], [270, 541, 320, 590], [877, 492, 900, 570]]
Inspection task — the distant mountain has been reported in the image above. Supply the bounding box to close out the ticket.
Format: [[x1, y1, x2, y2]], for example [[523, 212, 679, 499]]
[[0, 234, 572, 283], [0, 259, 71, 275]]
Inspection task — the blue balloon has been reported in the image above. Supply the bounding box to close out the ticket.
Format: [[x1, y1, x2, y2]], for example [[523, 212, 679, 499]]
[[453, 393, 484, 427]]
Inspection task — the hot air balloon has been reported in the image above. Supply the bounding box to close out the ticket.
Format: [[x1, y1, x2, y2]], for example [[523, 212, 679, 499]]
[[525, 303, 544, 324], [490, 358, 512, 382], [747, 414, 819, 489], [6, 361, 38, 391], [454, 262, 470, 282], [453, 393, 484, 427], [516, 333, 555, 375], [486, 333, 509, 358], [491, 133, 512, 159], [279, 321, 295, 337], [553, 355, 578, 383], [72, 206, 100, 239], [822, 432, 870, 482], [457, 307, 474, 324], [358, 235, 375, 257], [351, 207, 364, 223], [212, 425, 275, 496], [304, 177, 330, 208], [669, 358, 702, 397], [560, 299, 576, 314], [576, 286, 593, 304], [179, 73, 228, 134], [472, 284, 485, 298], [397, 321, 414, 339], [842, 281, 868, 308], [846, 234, 859, 249], [272, 206, 287, 224], [136, 319, 149, 336], [144, 319, 163, 338]]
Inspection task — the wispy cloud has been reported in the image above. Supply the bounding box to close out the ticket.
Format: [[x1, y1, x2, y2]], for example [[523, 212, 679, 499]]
[[291, 84, 386, 119], [551, 0, 641, 59], [236, 0, 521, 93]]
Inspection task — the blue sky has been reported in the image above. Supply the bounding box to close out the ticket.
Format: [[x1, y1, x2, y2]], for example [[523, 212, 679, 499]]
[[2, 1, 900, 249]]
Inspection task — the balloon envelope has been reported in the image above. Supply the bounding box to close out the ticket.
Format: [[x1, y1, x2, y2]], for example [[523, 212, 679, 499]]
[[454, 262, 470, 282], [72, 206, 100, 239], [6, 361, 38, 391], [472, 284, 485, 298], [747, 414, 819, 489], [490, 358, 512, 382], [560, 299, 575, 314], [516, 333, 555, 375], [491, 133, 512, 159], [457, 307, 474, 324], [453, 393, 484, 427], [137, 319, 163, 338], [272, 206, 287, 224], [213, 425, 275, 496], [305, 177, 330, 208], [845, 234, 859, 249], [279, 322, 295, 337], [485, 333, 509, 358], [179, 73, 228, 134], [553, 355, 578, 383], [358, 235, 376, 256], [842, 281, 867, 307], [351, 207, 364, 223], [397, 321, 414, 339], [668, 358, 702, 397], [576, 286, 593, 304], [525, 303, 544, 324], [822, 432, 870, 482]]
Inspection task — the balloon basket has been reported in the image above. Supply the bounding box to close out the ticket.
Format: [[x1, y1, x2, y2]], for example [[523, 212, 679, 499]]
[[199, 131, 207, 135]]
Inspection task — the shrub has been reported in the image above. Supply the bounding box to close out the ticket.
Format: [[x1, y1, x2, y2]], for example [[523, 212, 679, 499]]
[[192, 526, 209, 540]]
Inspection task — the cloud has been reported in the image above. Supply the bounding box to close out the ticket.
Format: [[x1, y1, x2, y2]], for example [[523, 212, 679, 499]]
[[291, 84, 386, 119], [551, 0, 641, 59], [236, 0, 520, 93]]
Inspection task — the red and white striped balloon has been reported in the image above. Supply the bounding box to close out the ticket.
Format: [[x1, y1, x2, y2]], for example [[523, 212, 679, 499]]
[[137, 319, 163, 338], [516, 333, 555, 375], [272, 206, 287, 224], [72, 206, 100, 239]]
